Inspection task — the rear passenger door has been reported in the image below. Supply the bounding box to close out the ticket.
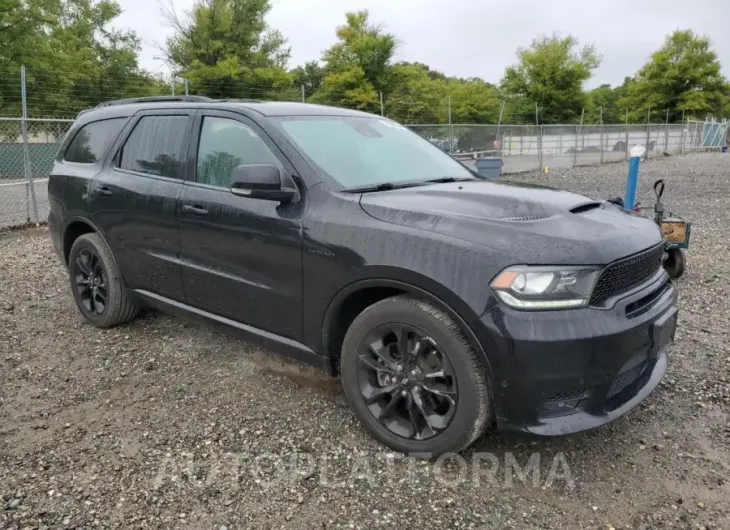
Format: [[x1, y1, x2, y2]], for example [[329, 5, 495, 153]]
[[177, 110, 304, 340], [50, 117, 128, 234], [89, 110, 194, 301]]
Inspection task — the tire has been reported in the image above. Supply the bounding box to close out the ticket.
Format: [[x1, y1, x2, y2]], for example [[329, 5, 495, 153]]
[[663, 248, 686, 279], [68, 233, 139, 328], [340, 295, 492, 457]]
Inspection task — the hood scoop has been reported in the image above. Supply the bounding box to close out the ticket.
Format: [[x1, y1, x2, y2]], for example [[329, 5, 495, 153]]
[[359, 180, 609, 229], [570, 202, 603, 214]]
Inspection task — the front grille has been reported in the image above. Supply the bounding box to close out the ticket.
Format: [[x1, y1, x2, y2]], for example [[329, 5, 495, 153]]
[[590, 244, 665, 305], [607, 361, 648, 399]]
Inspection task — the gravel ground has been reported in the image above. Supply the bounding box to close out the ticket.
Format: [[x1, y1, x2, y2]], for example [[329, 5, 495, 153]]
[[1, 153, 729, 530]]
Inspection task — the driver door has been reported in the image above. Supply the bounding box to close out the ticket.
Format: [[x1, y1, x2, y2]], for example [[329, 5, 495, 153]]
[[177, 110, 305, 340]]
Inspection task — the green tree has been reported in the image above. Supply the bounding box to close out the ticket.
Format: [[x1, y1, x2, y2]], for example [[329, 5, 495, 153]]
[[448, 79, 503, 151], [164, 0, 293, 100], [291, 60, 324, 99], [448, 78, 501, 123], [385, 62, 447, 123], [1, 0, 56, 64], [309, 66, 379, 112], [311, 10, 396, 114], [584, 81, 630, 123], [321, 10, 396, 92], [312, 11, 501, 126], [501, 34, 601, 124], [620, 30, 728, 122], [1, 0, 160, 118], [58, 0, 162, 110]]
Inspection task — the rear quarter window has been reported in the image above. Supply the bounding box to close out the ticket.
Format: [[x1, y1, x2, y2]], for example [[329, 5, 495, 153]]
[[118, 115, 188, 179], [64, 118, 127, 164]]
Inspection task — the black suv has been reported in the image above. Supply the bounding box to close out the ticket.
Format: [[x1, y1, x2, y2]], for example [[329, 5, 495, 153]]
[[48, 96, 678, 455]]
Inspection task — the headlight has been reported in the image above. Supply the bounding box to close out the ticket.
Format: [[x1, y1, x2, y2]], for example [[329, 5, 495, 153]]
[[491, 266, 599, 310]]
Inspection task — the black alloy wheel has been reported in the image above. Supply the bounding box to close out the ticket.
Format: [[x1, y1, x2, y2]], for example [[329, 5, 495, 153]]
[[67, 233, 139, 328], [73, 248, 108, 315], [356, 323, 458, 441], [341, 295, 491, 456]]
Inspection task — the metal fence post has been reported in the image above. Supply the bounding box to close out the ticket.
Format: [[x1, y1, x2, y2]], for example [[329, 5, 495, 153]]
[[379, 91, 384, 117], [184, 78, 189, 96], [536, 103, 542, 170], [599, 106, 604, 165], [625, 109, 629, 161], [664, 109, 669, 153], [696, 120, 700, 149], [559, 129, 563, 154], [573, 108, 584, 168], [496, 100, 505, 157], [448, 95, 453, 155], [645, 107, 651, 159], [20, 65, 40, 225], [301, 84, 306, 103], [679, 111, 685, 155]]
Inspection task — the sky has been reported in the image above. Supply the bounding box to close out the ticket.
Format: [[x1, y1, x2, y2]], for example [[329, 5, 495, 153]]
[[115, 0, 730, 88]]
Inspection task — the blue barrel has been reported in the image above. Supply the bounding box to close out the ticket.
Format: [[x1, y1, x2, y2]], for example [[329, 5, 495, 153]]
[[475, 157, 503, 179], [722, 146, 727, 153]]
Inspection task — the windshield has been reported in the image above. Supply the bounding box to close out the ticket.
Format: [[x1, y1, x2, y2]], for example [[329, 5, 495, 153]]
[[274, 116, 475, 190]]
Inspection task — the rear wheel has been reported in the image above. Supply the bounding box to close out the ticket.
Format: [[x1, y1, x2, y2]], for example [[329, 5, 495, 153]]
[[340, 295, 491, 456], [68, 233, 139, 328]]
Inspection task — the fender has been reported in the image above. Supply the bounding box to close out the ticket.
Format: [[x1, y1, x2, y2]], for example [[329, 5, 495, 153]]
[[61, 217, 126, 283], [62, 216, 99, 256], [321, 277, 500, 414]]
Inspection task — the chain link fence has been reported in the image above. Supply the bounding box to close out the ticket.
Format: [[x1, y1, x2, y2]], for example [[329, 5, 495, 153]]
[[1, 116, 726, 229], [407, 121, 728, 174], [0, 118, 73, 228], [0, 96, 727, 229]]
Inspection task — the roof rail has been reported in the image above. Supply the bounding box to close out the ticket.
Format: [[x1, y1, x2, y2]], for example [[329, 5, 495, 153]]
[[214, 98, 263, 103], [94, 95, 215, 108]]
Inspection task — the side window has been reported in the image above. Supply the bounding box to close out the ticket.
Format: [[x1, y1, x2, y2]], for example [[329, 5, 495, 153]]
[[64, 118, 126, 164], [196, 116, 279, 188], [119, 115, 188, 178]]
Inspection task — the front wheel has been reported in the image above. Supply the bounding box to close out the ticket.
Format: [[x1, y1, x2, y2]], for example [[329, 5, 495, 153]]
[[340, 295, 492, 456], [663, 248, 686, 279]]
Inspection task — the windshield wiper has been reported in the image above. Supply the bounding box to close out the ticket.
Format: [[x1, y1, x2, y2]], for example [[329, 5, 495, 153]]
[[341, 177, 473, 193], [341, 181, 428, 193], [422, 177, 475, 184]]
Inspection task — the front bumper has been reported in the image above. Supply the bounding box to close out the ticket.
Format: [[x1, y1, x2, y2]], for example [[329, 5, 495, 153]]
[[473, 269, 678, 436]]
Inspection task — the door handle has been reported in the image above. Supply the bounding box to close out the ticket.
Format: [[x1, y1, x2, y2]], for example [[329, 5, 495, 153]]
[[182, 204, 209, 216], [95, 186, 113, 197]]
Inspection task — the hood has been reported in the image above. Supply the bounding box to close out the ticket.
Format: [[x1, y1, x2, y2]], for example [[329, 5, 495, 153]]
[[359, 180, 664, 265]]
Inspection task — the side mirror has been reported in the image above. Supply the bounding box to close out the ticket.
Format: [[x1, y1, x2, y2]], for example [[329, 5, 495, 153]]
[[230, 164, 296, 203]]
